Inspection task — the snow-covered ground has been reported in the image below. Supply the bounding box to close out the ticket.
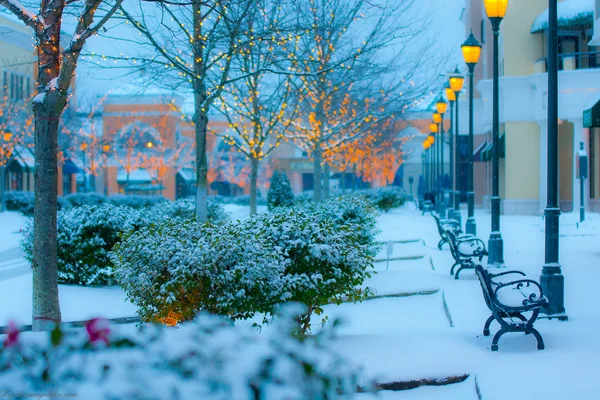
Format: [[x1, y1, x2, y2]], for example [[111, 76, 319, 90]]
[[0, 211, 28, 252], [318, 205, 600, 399], [0, 204, 599, 398]]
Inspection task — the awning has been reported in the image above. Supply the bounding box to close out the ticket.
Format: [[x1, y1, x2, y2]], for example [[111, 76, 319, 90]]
[[117, 169, 153, 183], [531, 0, 593, 33], [62, 159, 79, 175], [480, 134, 505, 162], [584, 93, 600, 127], [177, 168, 196, 183], [473, 142, 488, 162]]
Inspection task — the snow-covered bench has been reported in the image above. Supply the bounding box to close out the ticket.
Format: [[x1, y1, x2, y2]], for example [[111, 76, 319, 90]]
[[445, 229, 487, 279], [474, 264, 548, 351], [421, 200, 435, 215], [431, 213, 465, 250]]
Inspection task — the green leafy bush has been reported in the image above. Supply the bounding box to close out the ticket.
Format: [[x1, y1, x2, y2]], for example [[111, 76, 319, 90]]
[[4, 191, 36, 216], [267, 171, 294, 210], [22, 204, 143, 286], [111, 218, 285, 323], [362, 186, 407, 212]]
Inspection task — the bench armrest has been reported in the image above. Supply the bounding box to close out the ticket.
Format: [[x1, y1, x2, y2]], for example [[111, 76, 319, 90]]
[[456, 238, 487, 259], [489, 270, 526, 280], [494, 279, 547, 309]]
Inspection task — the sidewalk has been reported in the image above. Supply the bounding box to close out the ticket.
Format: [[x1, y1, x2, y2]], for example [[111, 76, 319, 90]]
[[0, 247, 29, 281]]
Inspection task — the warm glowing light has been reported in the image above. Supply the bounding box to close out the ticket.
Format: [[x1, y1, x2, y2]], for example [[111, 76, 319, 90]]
[[449, 67, 465, 93], [430, 123, 438, 133], [433, 113, 442, 124], [102, 144, 111, 153], [2, 132, 12, 142], [462, 32, 482, 65], [146, 141, 154, 149], [80, 143, 88, 151], [484, 0, 509, 19], [436, 97, 448, 115], [445, 86, 456, 102]]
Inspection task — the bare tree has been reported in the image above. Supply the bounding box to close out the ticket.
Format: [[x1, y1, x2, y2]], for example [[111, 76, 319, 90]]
[[0, 0, 123, 331], [287, 0, 441, 201], [215, 0, 299, 214], [116, 0, 261, 222]]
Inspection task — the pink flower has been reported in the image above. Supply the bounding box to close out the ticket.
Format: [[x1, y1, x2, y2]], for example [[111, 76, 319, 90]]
[[3, 320, 20, 348], [85, 318, 110, 346]]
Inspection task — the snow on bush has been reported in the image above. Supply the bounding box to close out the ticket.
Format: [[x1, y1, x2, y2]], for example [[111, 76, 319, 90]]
[[0, 305, 360, 399], [62, 193, 106, 208], [360, 186, 407, 213], [111, 218, 285, 324], [4, 191, 36, 216], [22, 204, 144, 286], [112, 198, 377, 331], [144, 197, 229, 225], [245, 205, 376, 332], [267, 171, 294, 210], [107, 194, 168, 209]]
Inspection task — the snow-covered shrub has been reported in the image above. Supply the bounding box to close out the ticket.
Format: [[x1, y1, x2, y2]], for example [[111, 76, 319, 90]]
[[242, 207, 375, 332], [111, 218, 285, 324], [362, 186, 407, 212], [62, 192, 106, 208], [318, 196, 380, 248], [21, 204, 143, 286], [294, 190, 314, 205], [267, 171, 294, 210], [0, 306, 359, 399], [107, 194, 167, 209], [4, 191, 36, 215], [144, 197, 229, 225]]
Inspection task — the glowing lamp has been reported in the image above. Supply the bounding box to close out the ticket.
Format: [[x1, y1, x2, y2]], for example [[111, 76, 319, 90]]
[[436, 97, 448, 115], [484, 0, 509, 19], [449, 67, 465, 93], [433, 113, 442, 124], [462, 32, 482, 66]]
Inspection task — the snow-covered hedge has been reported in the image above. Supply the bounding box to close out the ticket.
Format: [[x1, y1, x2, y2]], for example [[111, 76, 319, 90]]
[[22, 204, 144, 286], [245, 205, 375, 331], [62, 193, 106, 208], [360, 186, 407, 212], [212, 194, 267, 206], [267, 171, 294, 210], [4, 191, 36, 216], [112, 218, 285, 324], [113, 199, 377, 332], [107, 194, 168, 209], [0, 306, 359, 399], [143, 197, 229, 225]]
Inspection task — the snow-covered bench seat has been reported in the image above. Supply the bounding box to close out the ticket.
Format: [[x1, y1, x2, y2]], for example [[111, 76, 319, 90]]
[[446, 229, 487, 279], [431, 213, 466, 250], [474, 264, 549, 351]]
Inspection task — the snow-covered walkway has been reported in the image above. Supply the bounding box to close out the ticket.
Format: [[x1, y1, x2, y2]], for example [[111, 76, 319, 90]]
[[323, 205, 600, 399]]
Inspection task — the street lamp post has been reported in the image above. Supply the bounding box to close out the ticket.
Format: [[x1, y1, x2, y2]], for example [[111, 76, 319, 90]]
[[430, 122, 439, 202], [484, 0, 508, 266], [80, 142, 88, 193], [449, 68, 465, 226], [540, 0, 567, 319], [436, 98, 449, 217], [102, 142, 111, 196], [462, 32, 482, 236], [0, 131, 12, 213], [445, 84, 457, 221], [432, 113, 443, 215]]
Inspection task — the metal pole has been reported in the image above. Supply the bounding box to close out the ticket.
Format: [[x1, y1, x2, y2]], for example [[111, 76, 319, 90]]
[[488, 18, 504, 266], [454, 92, 462, 226], [466, 66, 477, 235], [439, 116, 447, 217], [580, 172, 585, 223], [448, 101, 455, 221], [540, 0, 566, 319]]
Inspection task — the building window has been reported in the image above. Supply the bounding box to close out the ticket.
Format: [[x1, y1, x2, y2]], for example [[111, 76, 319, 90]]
[[2, 71, 6, 95], [19, 76, 24, 100], [26, 77, 30, 97], [10, 73, 14, 99], [591, 129, 596, 198]]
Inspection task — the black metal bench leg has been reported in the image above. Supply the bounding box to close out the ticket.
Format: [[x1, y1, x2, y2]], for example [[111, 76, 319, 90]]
[[491, 327, 508, 351], [509, 313, 531, 334], [526, 327, 545, 350], [483, 315, 495, 336], [450, 262, 459, 276], [437, 239, 446, 250]]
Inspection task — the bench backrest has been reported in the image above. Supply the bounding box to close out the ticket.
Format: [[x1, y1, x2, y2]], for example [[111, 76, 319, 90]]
[[474, 264, 494, 311]]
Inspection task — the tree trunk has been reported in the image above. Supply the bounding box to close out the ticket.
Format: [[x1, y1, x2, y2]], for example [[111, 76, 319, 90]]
[[0, 165, 5, 212], [32, 116, 61, 331], [323, 163, 330, 199], [313, 144, 323, 202], [249, 156, 259, 215], [194, 110, 209, 222]]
